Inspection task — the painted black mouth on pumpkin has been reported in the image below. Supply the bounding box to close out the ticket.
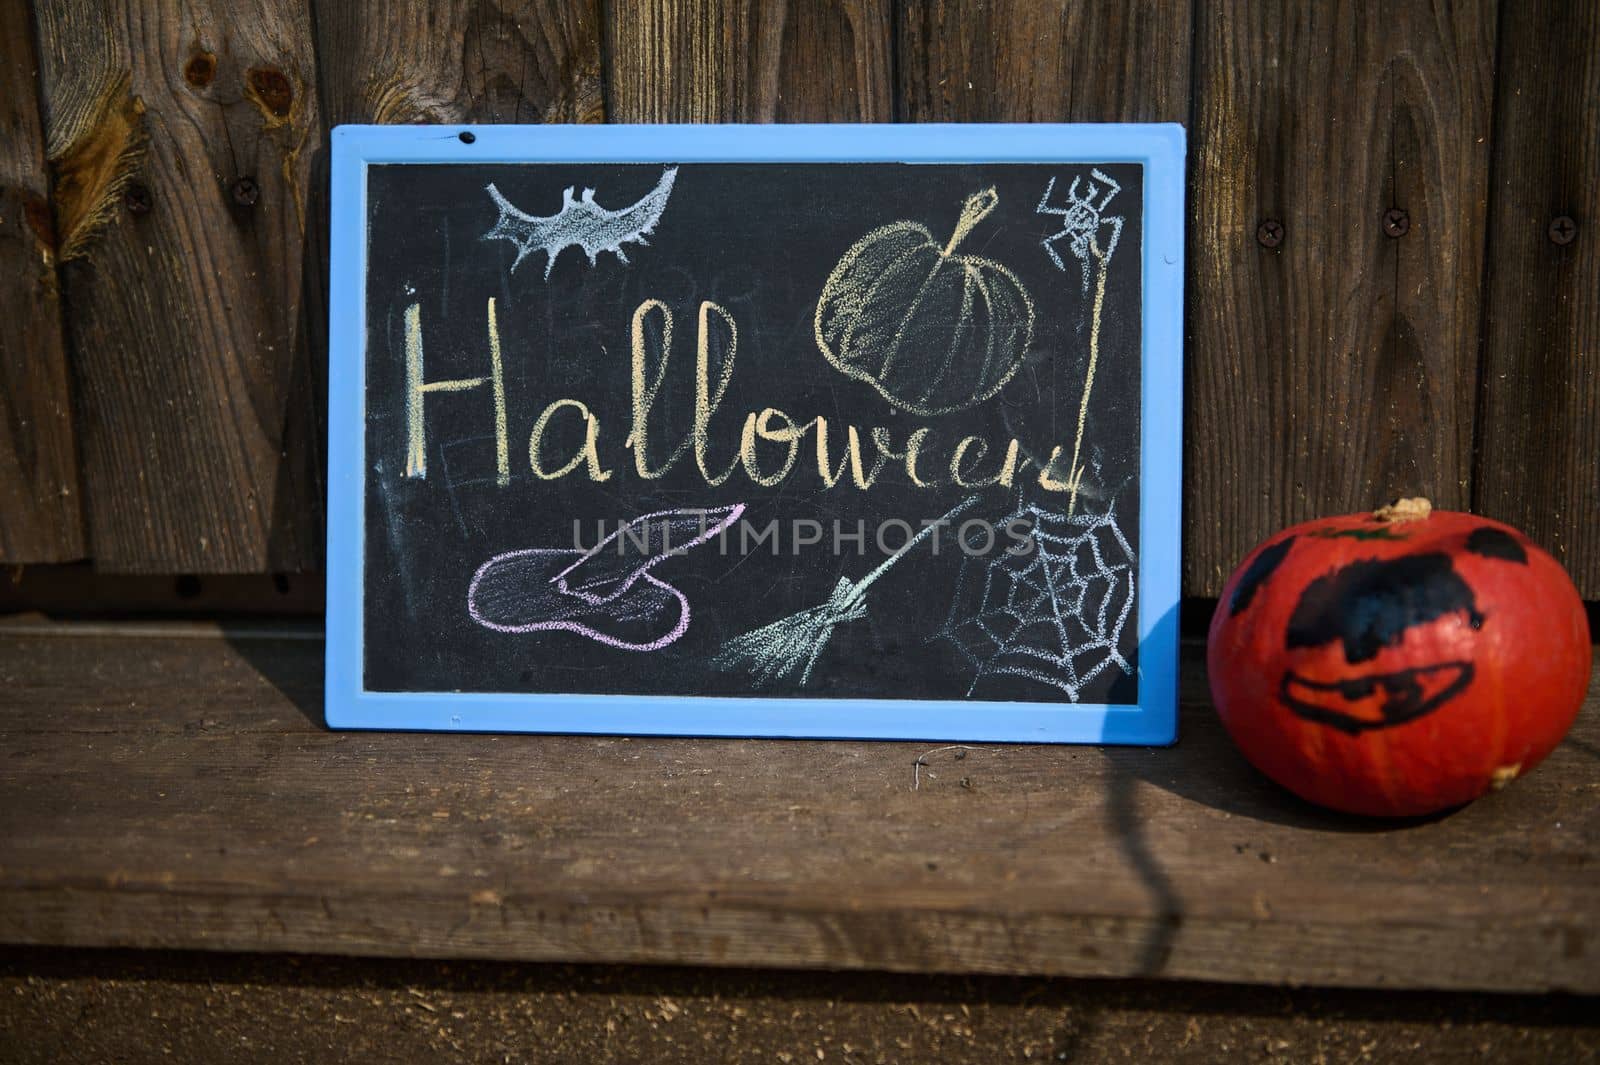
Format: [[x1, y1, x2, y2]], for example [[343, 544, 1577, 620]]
[[1280, 661, 1476, 735]]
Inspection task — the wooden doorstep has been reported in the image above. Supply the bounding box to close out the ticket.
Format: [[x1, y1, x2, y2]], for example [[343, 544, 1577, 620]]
[[0, 621, 1595, 993]]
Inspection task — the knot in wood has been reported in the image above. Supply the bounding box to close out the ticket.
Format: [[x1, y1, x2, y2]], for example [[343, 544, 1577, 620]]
[[123, 183, 153, 215], [184, 53, 216, 88], [247, 68, 293, 117]]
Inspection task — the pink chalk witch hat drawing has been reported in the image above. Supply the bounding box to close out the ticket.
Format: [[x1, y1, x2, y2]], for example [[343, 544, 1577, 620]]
[[467, 505, 745, 652]]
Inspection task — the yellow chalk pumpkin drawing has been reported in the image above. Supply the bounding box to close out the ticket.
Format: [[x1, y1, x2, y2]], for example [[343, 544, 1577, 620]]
[[814, 188, 1036, 417]]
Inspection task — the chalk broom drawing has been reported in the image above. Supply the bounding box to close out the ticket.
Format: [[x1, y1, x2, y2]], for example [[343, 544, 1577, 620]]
[[715, 496, 980, 687], [1037, 169, 1124, 514], [483, 166, 678, 278], [468, 504, 743, 652], [814, 188, 1035, 416], [938, 501, 1135, 700]]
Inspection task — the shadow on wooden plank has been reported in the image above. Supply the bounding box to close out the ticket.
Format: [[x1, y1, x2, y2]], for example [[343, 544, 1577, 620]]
[[222, 625, 326, 729], [1109, 740, 1458, 836]]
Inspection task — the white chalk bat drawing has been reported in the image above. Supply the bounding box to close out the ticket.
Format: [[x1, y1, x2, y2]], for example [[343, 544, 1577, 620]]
[[483, 167, 678, 278]]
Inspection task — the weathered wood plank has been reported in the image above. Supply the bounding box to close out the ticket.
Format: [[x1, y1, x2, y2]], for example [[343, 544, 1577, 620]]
[[0, 565, 322, 617], [0, 2, 84, 563], [896, 0, 1191, 122], [30, 0, 322, 572], [1186, 1, 1497, 594], [1475, 1, 1600, 597], [3, 948, 1597, 1065], [314, 1, 604, 127], [605, 0, 893, 123], [770, 0, 892, 122], [0, 623, 1595, 993]]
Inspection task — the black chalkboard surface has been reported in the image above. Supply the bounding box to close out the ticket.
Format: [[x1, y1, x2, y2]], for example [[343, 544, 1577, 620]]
[[328, 125, 1185, 742]]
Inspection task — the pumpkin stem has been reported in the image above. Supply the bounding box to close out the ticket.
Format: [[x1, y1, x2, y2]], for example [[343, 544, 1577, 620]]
[[943, 187, 1000, 255], [1373, 497, 1433, 524]]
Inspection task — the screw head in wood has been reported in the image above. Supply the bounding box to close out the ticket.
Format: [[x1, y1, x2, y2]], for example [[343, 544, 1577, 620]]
[[1256, 219, 1284, 248], [1549, 215, 1578, 246], [1383, 208, 1410, 238], [231, 177, 260, 207], [124, 183, 153, 215]]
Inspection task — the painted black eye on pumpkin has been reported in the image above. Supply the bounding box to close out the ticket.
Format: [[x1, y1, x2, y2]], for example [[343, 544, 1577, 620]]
[[1465, 526, 1528, 564], [1285, 553, 1483, 663], [1228, 536, 1295, 616]]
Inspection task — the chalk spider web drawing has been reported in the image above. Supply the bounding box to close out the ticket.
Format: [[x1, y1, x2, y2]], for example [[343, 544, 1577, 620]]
[[938, 502, 1135, 700], [483, 166, 677, 278], [1037, 168, 1124, 514], [715, 496, 979, 688]]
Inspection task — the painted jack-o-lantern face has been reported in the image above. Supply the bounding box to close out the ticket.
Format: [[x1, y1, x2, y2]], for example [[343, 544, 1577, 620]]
[[1277, 548, 1483, 733], [1208, 506, 1590, 817]]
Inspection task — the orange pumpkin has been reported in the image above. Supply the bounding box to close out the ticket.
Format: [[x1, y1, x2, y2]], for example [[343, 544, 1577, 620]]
[[1208, 499, 1592, 817]]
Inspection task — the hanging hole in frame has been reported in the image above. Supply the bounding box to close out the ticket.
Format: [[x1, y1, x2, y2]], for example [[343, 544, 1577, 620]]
[[459, 130, 476, 144]]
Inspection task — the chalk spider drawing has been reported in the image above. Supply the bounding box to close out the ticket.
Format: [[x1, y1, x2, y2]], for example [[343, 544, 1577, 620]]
[[1037, 168, 1123, 291], [468, 504, 743, 652], [484, 167, 677, 278], [938, 502, 1135, 701]]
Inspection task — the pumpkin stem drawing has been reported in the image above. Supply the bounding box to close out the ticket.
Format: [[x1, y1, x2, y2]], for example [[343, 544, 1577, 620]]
[[943, 187, 1000, 255], [814, 188, 1035, 418]]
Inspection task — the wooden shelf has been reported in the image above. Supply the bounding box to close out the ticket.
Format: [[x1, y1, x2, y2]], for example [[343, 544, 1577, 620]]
[[0, 621, 1595, 993]]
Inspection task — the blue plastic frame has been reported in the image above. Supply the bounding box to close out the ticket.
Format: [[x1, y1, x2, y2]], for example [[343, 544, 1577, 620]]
[[326, 123, 1185, 744]]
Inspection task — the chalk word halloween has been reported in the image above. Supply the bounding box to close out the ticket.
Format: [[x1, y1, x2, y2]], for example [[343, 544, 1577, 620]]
[[401, 298, 1083, 495]]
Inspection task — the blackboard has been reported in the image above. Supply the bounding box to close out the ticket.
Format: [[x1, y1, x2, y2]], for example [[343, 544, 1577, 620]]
[[326, 125, 1185, 743]]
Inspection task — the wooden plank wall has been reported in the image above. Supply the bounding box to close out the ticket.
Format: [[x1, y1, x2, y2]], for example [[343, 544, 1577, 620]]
[[0, 1, 83, 564], [1475, 0, 1600, 590], [1187, 1, 1495, 592], [28, 1, 325, 573], [3, 0, 1597, 596]]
